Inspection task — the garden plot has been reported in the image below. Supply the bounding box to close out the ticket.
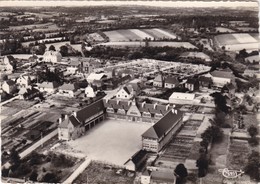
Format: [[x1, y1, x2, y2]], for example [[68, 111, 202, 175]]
[[4, 99, 37, 109], [67, 119, 152, 166], [227, 140, 249, 169], [156, 135, 195, 168], [74, 162, 134, 184]]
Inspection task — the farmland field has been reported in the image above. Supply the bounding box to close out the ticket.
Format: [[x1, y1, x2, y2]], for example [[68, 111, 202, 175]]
[[103, 28, 177, 41], [8, 23, 57, 31], [214, 33, 259, 51], [215, 33, 259, 45], [97, 41, 196, 49]]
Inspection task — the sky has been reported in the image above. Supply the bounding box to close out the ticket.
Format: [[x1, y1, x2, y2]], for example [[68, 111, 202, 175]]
[[0, 1, 258, 8]]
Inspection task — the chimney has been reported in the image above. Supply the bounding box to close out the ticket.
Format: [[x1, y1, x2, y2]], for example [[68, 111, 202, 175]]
[[73, 111, 77, 117], [166, 104, 170, 110], [142, 101, 146, 108], [65, 114, 68, 119], [117, 100, 120, 105], [128, 100, 131, 106], [154, 103, 157, 109], [58, 117, 62, 124]]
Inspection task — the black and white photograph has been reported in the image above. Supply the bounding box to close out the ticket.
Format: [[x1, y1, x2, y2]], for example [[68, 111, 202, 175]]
[[0, 0, 259, 183]]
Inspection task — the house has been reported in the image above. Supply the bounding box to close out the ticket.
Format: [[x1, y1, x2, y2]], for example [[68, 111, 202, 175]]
[[169, 92, 196, 104], [0, 56, 16, 74], [58, 115, 85, 141], [58, 99, 105, 140], [66, 60, 90, 74], [198, 74, 213, 88], [58, 83, 79, 97], [142, 109, 183, 153], [116, 85, 134, 100], [222, 83, 236, 95], [180, 52, 212, 62], [18, 86, 41, 100], [104, 75, 132, 90], [153, 73, 164, 88], [245, 55, 260, 64], [165, 76, 179, 89], [16, 75, 31, 88], [210, 70, 235, 87], [124, 150, 147, 171], [38, 81, 59, 93], [103, 98, 171, 123], [87, 72, 107, 83], [85, 85, 98, 98], [2, 80, 17, 94], [184, 78, 199, 91], [43, 50, 62, 63]]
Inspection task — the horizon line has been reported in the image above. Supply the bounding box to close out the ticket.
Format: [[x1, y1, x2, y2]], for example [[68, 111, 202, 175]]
[[0, 1, 258, 8]]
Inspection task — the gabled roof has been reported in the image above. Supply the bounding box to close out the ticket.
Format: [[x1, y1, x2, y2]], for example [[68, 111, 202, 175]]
[[39, 81, 59, 89], [198, 75, 212, 83], [58, 117, 70, 128], [60, 83, 79, 91], [124, 149, 147, 165], [142, 109, 183, 139], [76, 99, 104, 123], [69, 115, 81, 127], [87, 72, 107, 81], [165, 76, 179, 84], [5, 79, 16, 86], [186, 78, 198, 84], [123, 86, 131, 95], [223, 83, 236, 90], [210, 70, 234, 79], [154, 74, 164, 82]]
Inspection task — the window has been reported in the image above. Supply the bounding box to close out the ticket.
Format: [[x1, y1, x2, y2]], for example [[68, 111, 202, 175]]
[[125, 95, 127, 98]]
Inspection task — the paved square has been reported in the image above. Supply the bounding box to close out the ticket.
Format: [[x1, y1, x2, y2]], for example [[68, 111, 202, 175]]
[[67, 119, 152, 166]]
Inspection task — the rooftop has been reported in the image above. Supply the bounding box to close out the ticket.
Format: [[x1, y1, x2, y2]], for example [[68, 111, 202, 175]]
[[142, 109, 183, 139]]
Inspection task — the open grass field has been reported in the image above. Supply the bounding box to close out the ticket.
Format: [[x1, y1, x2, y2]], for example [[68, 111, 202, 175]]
[[67, 119, 152, 166], [103, 28, 177, 41]]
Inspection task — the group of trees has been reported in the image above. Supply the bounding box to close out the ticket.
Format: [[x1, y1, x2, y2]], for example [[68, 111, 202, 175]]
[[247, 125, 259, 147], [245, 151, 260, 181], [196, 125, 223, 177]]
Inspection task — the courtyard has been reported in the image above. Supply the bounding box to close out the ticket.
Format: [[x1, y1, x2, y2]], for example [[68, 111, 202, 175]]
[[67, 119, 152, 166]]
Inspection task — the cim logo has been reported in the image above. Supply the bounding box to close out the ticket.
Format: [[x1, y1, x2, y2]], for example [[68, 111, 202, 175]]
[[218, 168, 244, 179]]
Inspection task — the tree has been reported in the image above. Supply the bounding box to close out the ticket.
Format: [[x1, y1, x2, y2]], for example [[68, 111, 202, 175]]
[[49, 45, 56, 51], [245, 151, 260, 181], [174, 163, 188, 184], [248, 137, 259, 147], [247, 125, 258, 137], [201, 126, 223, 143], [59, 45, 68, 57], [9, 148, 20, 165], [200, 140, 209, 154], [41, 172, 59, 183], [196, 155, 209, 177], [29, 170, 38, 181]]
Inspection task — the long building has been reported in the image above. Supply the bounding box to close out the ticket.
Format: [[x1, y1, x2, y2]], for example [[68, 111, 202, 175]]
[[142, 109, 184, 153]]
